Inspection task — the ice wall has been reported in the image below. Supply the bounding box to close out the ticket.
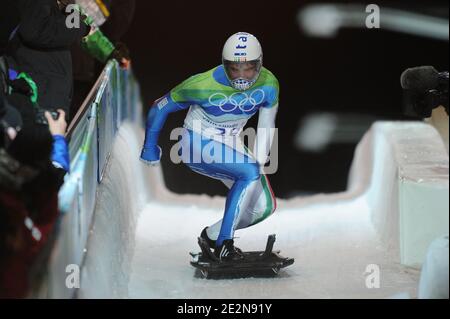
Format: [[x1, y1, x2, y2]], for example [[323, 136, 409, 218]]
[[77, 123, 152, 298]]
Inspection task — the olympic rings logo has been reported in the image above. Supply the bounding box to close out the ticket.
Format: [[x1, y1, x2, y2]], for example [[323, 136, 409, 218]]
[[208, 89, 265, 113]]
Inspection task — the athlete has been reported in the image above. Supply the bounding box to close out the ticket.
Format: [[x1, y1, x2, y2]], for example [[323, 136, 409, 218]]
[[140, 32, 279, 262]]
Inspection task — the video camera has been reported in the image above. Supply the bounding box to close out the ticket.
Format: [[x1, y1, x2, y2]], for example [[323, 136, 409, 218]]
[[401, 66, 449, 118]]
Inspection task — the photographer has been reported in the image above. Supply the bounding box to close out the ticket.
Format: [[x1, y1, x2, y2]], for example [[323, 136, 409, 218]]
[[0, 110, 69, 298]]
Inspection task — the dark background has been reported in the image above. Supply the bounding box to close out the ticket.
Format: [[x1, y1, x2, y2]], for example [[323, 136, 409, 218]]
[[123, 0, 449, 198]]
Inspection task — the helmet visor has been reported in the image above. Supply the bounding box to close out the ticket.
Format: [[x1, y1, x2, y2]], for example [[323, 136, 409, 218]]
[[223, 59, 262, 90]]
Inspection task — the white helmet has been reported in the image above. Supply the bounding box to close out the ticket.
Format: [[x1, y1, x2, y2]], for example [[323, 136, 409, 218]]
[[222, 32, 263, 91]]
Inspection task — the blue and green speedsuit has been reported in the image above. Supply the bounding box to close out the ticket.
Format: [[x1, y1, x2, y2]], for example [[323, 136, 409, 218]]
[[141, 65, 279, 246]]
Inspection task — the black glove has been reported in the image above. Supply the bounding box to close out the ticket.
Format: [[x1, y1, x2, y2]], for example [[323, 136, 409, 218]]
[[9, 78, 33, 98]]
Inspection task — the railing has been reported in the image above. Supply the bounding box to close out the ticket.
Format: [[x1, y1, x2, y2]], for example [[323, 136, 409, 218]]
[[29, 60, 143, 298]]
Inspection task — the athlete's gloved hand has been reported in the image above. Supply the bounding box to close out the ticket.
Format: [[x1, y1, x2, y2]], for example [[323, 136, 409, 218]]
[[140, 144, 162, 166]]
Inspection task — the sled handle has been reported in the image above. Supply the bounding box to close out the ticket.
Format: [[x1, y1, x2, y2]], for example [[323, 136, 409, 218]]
[[263, 234, 276, 258]]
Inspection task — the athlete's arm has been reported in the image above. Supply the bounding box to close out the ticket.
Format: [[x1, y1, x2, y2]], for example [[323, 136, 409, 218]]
[[140, 94, 188, 165], [253, 103, 278, 168]]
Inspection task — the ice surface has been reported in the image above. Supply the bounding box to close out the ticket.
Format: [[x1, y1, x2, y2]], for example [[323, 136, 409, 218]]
[[126, 124, 425, 299], [128, 198, 419, 299]]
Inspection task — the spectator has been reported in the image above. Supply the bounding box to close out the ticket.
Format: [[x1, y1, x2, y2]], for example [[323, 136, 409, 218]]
[[0, 110, 69, 299], [1, 57, 23, 149], [5, 0, 90, 120]]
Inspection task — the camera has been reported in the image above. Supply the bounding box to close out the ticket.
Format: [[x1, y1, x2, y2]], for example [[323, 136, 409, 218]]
[[35, 108, 60, 125]]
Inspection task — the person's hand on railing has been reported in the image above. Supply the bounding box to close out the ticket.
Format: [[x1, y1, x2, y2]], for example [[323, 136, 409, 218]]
[[111, 43, 131, 70], [119, 58, 131, 70], [140, 145, 162, 166], [45, 110, 67, 136]]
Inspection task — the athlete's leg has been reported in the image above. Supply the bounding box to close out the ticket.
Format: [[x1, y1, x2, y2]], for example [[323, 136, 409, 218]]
[[180, 130, 261, 246], [205, 174, 277, 241]]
